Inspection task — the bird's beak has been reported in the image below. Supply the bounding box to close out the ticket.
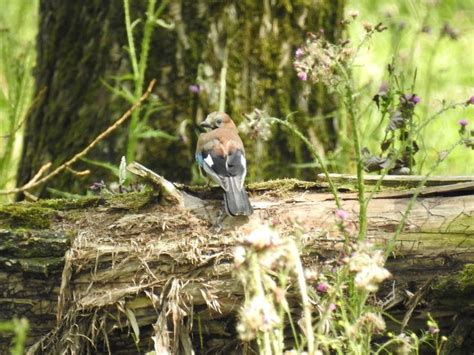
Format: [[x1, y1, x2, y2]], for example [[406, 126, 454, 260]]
[[199, 121, 212, 129]]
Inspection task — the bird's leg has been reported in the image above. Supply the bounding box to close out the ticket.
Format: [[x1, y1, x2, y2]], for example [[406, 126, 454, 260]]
[[199, 166, 212, 188], [213, 205, 227, 233]]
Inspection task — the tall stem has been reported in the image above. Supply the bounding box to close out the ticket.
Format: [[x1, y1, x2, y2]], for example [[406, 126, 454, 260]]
[[339, 64, 367, 240], [219, 46, 228, 112], [269, 117, 342, 209], [125, 0, 158, 162]]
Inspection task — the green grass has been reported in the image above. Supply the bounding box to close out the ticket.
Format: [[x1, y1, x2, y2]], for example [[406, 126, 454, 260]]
[[347, 0, 474, 175], [0, 0, 38, 203]]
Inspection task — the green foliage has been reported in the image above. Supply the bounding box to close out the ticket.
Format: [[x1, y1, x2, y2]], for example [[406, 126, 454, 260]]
[[0, 0, 38, 203], [121, 0, 172, 162], [0, 318, 29, 355], [347, 0, 474, 175]]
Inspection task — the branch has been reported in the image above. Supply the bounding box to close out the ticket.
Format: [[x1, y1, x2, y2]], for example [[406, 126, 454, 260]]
[[0, 80, 157, 196]]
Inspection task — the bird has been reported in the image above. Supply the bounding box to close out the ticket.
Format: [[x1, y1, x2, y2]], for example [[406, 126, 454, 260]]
[[195, 112, 253, 217]]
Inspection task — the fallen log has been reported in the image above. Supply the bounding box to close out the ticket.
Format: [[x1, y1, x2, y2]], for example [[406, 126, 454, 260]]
[[0, 170, 473, 354]]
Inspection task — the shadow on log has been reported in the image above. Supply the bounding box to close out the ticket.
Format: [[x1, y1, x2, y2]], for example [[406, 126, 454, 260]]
[[0, 167, 473, 354]]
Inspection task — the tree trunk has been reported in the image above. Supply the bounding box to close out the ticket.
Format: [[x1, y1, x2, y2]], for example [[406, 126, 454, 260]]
[[17, 0, 126, 198], [18, 0, 345, 198], [1, 174, 473, 354]]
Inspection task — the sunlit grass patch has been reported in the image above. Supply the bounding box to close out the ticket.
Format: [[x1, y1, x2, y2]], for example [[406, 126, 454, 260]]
[[0, 0, 38, 203], [348, 0, 474, 175]]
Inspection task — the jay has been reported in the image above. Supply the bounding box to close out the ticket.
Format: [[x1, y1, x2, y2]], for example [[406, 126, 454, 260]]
[[196, 112, 253, 216]]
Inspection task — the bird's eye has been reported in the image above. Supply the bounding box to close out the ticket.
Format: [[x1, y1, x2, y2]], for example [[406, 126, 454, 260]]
[[216, 118, 223, 126]]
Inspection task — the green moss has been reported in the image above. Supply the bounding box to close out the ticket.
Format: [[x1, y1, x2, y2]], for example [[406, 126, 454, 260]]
[[249, 178, 319, 192], [459, 264, 474, 288], [106, 190, 154, 210], [249, 178, 358, 193], [432, 264, 474, 310], [0, 205, 55, 229], [34, 196, 103, 210], [396, 233, 474, 248]]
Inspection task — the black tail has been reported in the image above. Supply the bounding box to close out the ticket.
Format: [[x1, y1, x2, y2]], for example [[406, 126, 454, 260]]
[[223, 177, 253, 216]]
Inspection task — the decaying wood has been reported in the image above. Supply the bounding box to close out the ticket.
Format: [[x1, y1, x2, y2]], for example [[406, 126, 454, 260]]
[[0, 173, 473, 354]]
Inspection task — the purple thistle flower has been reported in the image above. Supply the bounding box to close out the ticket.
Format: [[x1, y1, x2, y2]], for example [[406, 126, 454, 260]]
[[188, 84, 201, 94], [295, 47, 305, 58], [412, 95, 421, 104], [467, 96, 474, 105], [89, 180, 106, 192], [328, 303, 337, 312], [459, 119, 468, 127], [297, 71, 308, 81], [403, 93, 421, 105], [316, 282, 329, 293], [335, 209, 349, 220]]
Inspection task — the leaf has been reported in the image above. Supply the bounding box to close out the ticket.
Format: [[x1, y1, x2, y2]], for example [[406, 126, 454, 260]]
[[100, 79, 136, 104], [386, 110, 405, 131], [119, 156, 127, 186], [155, 19, 175, 30], [125, 307, 140, 345], [138, 129, 177, 141], [362, 148, 389, 172], [130, 18, 142, 31], [46, 187, 84, 199], [291, 162, 321, 169], [0, 88, 9, 107], [380, 137, 393, 152], [108, 73, 135, 82], [81, 157, 119, 177]]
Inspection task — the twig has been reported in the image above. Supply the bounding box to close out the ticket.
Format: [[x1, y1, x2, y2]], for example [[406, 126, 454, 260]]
[[0, 80, 156, 196], [127, 161, 184, 206], [23, 162, 52, 189], [66, 167, 91, 176], [400, 276, 434, 331]]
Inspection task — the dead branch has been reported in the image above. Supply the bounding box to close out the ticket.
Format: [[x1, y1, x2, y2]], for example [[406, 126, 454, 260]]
[[0, 80, 157, 196]]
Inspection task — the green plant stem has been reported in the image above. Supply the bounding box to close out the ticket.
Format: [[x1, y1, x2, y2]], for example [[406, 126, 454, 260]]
[[250, 254, 273, 355], [125, 0, 159, 162], [418, 35, 442, 173], [219, 46, 228, 112], [337, 63, 367, 240], [384, 140, 462, 258], [123, 0, 139, 80], [268, 117, 342, 209], [289, 242, 315, 354]]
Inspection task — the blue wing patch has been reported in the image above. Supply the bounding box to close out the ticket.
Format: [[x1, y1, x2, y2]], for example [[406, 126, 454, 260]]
[[195, 153, 204, 166]]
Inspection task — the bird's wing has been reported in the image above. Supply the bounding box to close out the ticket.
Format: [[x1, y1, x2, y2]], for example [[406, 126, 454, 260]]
[[196, 149, 247, 191], [225, 150, 247, 189], [197, 151, 230, 191]]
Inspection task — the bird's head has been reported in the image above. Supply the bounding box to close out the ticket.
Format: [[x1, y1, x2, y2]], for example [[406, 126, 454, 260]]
[[199, 112, 235, 130]]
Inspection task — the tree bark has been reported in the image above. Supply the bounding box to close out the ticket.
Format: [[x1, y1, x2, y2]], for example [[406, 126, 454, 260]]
[[1, 175, 473, 353], [18, 0, 345, 198], [18, 0, 126, 197]]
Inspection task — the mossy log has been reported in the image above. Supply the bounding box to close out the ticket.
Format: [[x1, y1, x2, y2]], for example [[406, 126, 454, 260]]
[[0, 175, 473, 354]]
